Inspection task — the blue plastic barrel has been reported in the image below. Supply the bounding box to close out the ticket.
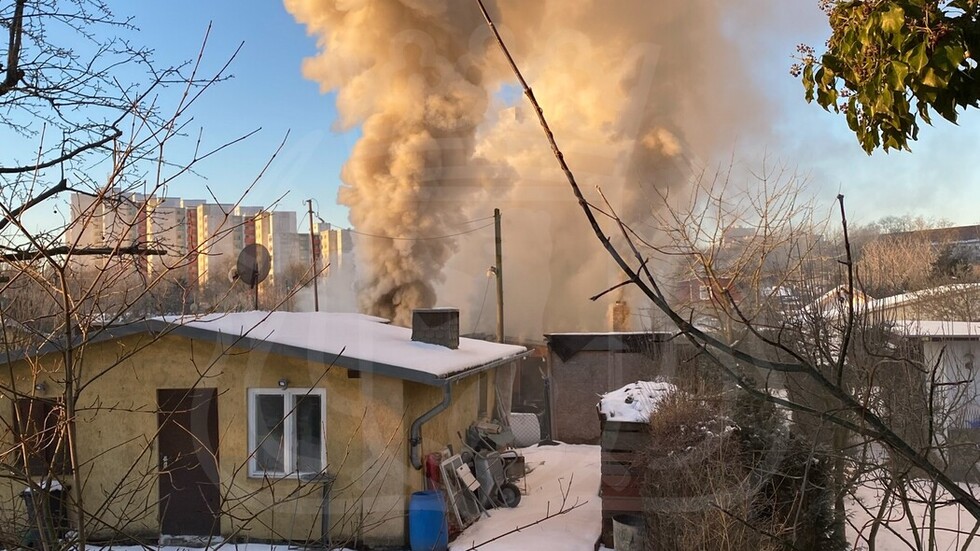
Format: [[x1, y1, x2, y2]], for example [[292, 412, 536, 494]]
[[409, 490, 449, 551]]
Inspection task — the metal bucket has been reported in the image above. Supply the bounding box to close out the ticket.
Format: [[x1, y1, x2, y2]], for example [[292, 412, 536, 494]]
[[612, 513, 645, 551]]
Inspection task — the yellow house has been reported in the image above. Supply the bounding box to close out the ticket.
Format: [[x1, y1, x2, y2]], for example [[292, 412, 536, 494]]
[[0, 309, 526, 547]]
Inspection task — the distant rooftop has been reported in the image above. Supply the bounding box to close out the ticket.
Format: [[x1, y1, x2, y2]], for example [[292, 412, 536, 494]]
[[883, 224, 980, 244], [868, 283, 980, 312], [893, 319, 980, 339]]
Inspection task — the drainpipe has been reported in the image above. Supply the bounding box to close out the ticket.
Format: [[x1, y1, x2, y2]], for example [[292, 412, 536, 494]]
[[410, 382, 452, 469]]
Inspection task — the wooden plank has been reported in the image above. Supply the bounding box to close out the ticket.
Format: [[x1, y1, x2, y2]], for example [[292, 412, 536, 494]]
[[601, 448, 642, 461], [600, 429, 649, 451], [601, 472, 642, 488], [601, 495, 643, 514], [601, 450, 637, 464], [600, 420, 648, 547], [601, 478, 642, 498], [602, 420, 649, 434], [601, 461, 641, 477]]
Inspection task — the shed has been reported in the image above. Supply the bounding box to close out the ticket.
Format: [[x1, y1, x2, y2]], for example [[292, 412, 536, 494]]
[[544, 332, 707, 444], [0, 310, 528, 547], [893, 319, 980, 481]]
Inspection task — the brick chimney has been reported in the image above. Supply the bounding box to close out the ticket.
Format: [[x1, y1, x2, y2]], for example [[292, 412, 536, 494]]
[[608, 300, 631, 332], [411, 308, 460, 349]]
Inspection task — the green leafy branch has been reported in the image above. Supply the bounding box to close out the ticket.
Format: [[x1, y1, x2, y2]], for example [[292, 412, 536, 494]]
[[797, 0, 980, 153]]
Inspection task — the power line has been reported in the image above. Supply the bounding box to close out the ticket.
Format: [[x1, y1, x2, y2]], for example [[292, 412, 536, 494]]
[[457, 215, 495, 225], [348, 221, 494, 241]]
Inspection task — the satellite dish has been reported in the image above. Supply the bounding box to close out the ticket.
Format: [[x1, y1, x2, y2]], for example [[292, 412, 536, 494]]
[[236, 244, 271, 288]]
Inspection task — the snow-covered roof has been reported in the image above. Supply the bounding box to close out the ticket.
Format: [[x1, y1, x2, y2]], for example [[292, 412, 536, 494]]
[[598, 380, 677, 423], [802, 284, 980, 323], [869, 283, 980, 312], [153, 311, 528, 385], [7, 310, 532, 386], [893, 319, 980, 339], [798, 285, 873, 320]]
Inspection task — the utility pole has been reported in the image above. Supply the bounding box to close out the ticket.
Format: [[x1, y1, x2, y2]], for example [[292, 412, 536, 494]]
[[494, 208, 503, 343], [306, 199, 319, 312]]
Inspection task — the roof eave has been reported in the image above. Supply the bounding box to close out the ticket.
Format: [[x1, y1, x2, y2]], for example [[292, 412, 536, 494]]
[[441, 349, 533, 385], [5, 318, 531, 387], [150, 320, 530, 386]]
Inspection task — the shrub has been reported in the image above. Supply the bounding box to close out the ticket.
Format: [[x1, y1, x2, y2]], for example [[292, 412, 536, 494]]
[[638, 390, 844, 551]]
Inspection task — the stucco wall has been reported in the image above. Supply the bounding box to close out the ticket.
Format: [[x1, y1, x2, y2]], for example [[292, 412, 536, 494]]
[[0, 333, 495, 547], [403, 374, 484, 489]]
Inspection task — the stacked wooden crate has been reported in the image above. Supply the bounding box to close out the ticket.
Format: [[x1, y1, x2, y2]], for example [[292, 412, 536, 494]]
[[598, 415, 649, 548]]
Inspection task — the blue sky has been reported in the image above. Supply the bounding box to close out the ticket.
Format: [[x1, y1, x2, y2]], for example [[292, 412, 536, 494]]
[[116, 0, 357, 229], [71, 1, 980, 231]]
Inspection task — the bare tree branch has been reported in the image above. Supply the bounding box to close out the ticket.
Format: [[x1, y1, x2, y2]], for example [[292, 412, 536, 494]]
[[476, 0, 980, 526], [0, 245, 167, 262]]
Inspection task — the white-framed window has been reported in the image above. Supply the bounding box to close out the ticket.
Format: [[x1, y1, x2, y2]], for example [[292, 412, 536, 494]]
[[247, 388, 326, 478], [698, 284, 711, 301]]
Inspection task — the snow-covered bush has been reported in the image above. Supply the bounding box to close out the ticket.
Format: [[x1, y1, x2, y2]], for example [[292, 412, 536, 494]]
[[637, 391, 843, 551]]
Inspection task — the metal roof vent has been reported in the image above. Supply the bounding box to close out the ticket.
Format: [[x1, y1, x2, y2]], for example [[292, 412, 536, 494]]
[[411, 308, 460, 350]]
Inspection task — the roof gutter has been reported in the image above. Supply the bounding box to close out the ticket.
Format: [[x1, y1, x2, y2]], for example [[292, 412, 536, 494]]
[[409, 351, 530, 469], [442, 349, 532, 384], [410, 381, 451, 470]]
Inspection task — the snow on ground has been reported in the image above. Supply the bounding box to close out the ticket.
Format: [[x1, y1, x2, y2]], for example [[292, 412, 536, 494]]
[[86, 444, 600, 551], [598, 381, 676, 423], [82, 441, 980, 551], [86, 546, 354, 551], [847, 482, 980, 551], [449, 443, 601, 551]]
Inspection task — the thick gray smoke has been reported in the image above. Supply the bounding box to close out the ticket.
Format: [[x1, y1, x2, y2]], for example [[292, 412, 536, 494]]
[[286, 0, 769, 336], [284, 0, 500, 326]]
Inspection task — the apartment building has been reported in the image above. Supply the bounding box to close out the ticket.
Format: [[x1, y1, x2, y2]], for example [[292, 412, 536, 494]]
[[65, 191, 351, 295], [254, 210, 299, 288], [145, 197, 205, 278], [318, 222, 353, 274], [66, 190, 148, 273], [195, 204, 250, 286]]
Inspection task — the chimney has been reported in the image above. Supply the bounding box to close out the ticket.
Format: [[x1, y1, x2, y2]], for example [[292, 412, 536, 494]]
[[411, 308, 460, 349], [608, 300, 631, 332]]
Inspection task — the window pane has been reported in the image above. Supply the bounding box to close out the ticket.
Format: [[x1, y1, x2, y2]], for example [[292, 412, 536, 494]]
[[254, 394, 285, 473], [294, 395, 322, 473]]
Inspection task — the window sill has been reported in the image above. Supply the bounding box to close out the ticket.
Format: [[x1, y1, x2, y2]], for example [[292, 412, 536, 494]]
[[247, 471, 333, 482]]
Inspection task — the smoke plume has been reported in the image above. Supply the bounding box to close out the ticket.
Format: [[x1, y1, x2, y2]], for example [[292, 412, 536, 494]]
[[285, 0, 501, 326], [286, 0, 770, 335]]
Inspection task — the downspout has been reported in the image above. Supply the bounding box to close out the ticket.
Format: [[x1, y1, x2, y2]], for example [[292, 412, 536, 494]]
[[410, 382, 452, 469]]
